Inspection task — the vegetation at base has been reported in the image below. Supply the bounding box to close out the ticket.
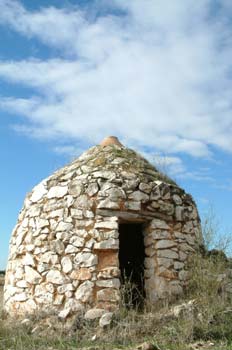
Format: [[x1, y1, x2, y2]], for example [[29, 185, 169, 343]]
[[0, 212, 232, 350]]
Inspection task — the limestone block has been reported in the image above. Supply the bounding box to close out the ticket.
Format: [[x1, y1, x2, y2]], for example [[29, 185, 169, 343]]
[[97, 288, 120, 302], [83, 210, 94, 218], [172, 194, 182, 205], [150, 219, 170, 230], [174, 262, 184, 270], [75, 281, 94, 303], [85, 239, 96, 249], [159, 202, 174, 215], [99, 312, 113, 328], [97, 267, 120, 279], [14, 292, 28, 302], [57, 283, 74, 294], [152, 230, 171, 240], [157, 257, 173, 268], [150, 187, 161, 200], [92, 170, 116, 180], [139, 182, 152, 193], [46, 269, 67, 284], [15, 228, 27, 247], [179, 251, 187, 261], [48, 209, 64, 218], [16, 280, 28, 288], [96, 278, 120, 288], [97, 251, 118, 270], [61, 256, 73, 273], [69, 236, 85, 247], [56, 221, 73, 231], [84, 308, 105, 320], [71, 267, 91, 281], [105, 187, 126, 200], [40, 251, 58, 264], [65, 244, 80, 254], [31, 182, 48, 202], [70, 208, 83, 218], [94, 238, 119, 250], [35, 285, 53, 304], [23, 253, 35, 267], [36, 218, 49, 229], [145, 246, 155, 257], [179, 243, 194, 252], [125, 201, 141, 211], [122, 178, 139, 191], [58, 308, 71, 319], [95, 221, 118, 230], [68, 181, 83, 196], [97, 199, 120, 210], [25, 266, 42, 284], [50, 240, 65, 254], [129, 191, 149, 202], [157, 249, 179, 260], [74, 252, 98, 267], [73, 195, 93, 209], [86, 182, 99, 196], [27, 206, 41, 217], [175, 206, 184, 221], [47, 186, 68, 198], [144, 257, 155, 269], [64, 298, 85, 313], [156, 240, 176, 249]]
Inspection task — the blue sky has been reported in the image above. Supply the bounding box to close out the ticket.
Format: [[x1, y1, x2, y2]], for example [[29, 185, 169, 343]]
[[0, 0, 232, 269]]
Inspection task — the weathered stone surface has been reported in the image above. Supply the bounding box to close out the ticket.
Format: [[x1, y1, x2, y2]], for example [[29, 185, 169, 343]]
[[95, 220, 118, 230], [75, 281, 94, 302], [96, 278, 120, 288], [129, 191, 149, 202], [84, 308, 105, 320], [46, 270, 67, 284], [99, 312, 113, 327], [125, 201, 141, 211], [25, 266, 42, 284], [97, 288, 120, 302], [47, 186, 68, 198], [94, 238, 119, 250], [97, 199, 120, 210], [31, 182, 48, 202], [74, 253, 98, 267], [61, 257, 72, 273], [71, 268, 92, 280], [157, 249, 179, 259], [156, 240, 176, 249], [150, 219, 170, 230]]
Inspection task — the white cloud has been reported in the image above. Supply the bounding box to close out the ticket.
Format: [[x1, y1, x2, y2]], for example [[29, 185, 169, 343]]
[[0, 0, 232, 158]]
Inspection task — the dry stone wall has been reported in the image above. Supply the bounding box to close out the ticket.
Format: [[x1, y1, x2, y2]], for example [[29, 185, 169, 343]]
[[4, 144, 202, 318]]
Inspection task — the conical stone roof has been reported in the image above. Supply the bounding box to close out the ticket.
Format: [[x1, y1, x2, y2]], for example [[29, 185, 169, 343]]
[[45, 137, 176, 190]]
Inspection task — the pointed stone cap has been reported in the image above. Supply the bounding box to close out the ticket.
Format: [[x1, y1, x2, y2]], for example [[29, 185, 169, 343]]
[[100, 136, 123, 147]]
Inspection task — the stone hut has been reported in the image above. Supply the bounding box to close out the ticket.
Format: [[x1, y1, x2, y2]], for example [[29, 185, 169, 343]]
[[4, 136, 202, 318]]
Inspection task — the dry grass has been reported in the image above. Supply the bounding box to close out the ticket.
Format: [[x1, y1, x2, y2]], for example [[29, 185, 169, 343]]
[[0, 255, 232, 350], [0, 275, 4, 313]]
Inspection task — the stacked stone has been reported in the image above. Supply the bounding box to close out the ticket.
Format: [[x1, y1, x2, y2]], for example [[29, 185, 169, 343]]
[[4, 142, 202, 318]]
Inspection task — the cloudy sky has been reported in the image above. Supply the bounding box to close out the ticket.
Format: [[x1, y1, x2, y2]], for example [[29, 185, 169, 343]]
[[0, 0, 232, 269]]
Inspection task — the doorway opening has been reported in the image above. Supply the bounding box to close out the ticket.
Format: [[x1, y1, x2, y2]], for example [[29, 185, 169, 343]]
[[119, 223, 145, 308]]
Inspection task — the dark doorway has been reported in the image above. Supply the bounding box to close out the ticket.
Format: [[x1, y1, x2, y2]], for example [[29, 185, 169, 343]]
[[119, 223, 145, 308]]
